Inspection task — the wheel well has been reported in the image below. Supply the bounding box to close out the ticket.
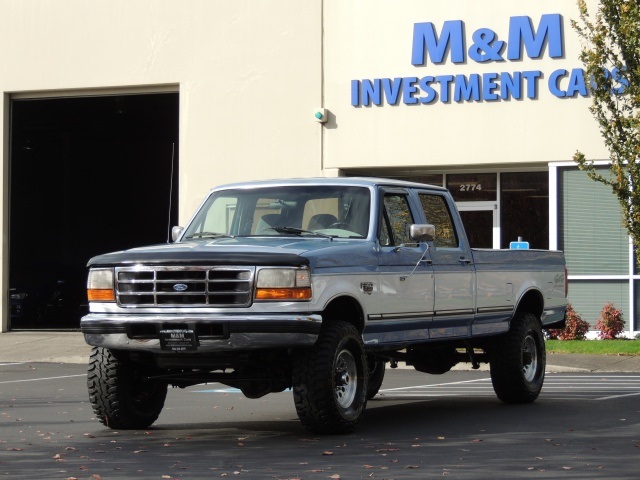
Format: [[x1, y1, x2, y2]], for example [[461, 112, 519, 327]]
[[322, 296, 365, 333], [515, 289, 544, 321]]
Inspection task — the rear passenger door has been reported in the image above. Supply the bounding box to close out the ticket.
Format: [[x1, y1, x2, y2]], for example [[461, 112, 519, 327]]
[[417, 191, 475, 339]]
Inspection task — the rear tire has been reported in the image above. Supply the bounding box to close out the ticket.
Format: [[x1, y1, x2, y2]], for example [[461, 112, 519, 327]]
[[366, 357, 386, 399], [489, 312, 546, 404], [87, 347, 167, 429], [292, 321, 368, 434]]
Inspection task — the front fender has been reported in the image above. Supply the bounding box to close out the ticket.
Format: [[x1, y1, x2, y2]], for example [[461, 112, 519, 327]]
[[312, 273, 377, 319]]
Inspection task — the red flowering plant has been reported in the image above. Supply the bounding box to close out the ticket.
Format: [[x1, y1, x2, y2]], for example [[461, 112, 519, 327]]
[[546, 303, 590, 340], [594, 302, 625, 339]]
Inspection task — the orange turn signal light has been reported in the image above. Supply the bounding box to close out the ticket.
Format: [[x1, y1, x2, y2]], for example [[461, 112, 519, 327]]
[[255, 287, 312, 301], [87, 289, 115, 302]]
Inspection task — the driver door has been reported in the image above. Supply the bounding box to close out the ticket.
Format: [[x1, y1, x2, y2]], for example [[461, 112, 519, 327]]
[[376, 190, 434, 319]]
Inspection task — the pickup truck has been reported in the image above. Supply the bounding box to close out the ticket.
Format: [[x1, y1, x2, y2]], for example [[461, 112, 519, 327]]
[[81, 177, 567, 434]]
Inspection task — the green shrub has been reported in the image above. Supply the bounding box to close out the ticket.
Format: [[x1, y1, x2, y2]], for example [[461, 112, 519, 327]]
[[595, 302, 625, 339], [547, 303, 590, 340]]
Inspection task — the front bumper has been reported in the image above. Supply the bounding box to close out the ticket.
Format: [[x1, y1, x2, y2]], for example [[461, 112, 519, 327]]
[[81, 312, 323, 353]]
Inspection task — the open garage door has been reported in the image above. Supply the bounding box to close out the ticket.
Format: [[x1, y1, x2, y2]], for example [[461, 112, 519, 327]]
[[9, 93, 179, 329]]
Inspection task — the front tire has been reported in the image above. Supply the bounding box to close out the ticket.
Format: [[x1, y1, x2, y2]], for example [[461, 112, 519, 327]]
[[489, 312, 546, 404], [87, 347, 167, 429], [292, 321, 368, 434]]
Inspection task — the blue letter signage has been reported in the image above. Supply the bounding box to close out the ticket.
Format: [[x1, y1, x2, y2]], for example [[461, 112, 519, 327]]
[[352, 13, 626, 107]]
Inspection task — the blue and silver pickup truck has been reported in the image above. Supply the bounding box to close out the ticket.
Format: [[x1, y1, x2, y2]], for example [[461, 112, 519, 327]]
[[81, 177, 567, 433]]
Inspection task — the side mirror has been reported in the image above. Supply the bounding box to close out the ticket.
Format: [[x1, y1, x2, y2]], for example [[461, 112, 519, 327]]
[[171, 226, 184, 242], [410, 224, 435, 243]]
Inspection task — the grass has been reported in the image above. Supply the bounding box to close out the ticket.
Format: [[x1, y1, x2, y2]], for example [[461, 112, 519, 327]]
[[545, 339, 640, 355]]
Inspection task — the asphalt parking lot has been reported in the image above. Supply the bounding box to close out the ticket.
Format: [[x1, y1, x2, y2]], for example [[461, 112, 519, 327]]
[[1, 359, 640, 479]]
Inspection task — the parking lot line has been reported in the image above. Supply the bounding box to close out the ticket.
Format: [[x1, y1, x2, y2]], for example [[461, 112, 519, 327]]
[[595, 391, 640, 401], [0, 373, 86, 384], [381, 377, 490, 391], [376, 374, 640, 401]]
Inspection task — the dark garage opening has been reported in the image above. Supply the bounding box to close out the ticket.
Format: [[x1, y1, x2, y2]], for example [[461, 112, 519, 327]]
[[9, 93, 179, 329]]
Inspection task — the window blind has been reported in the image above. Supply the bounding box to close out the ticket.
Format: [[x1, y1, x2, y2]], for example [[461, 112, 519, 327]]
[[566, 280, 628, 329], [559, 167, 629, 275]]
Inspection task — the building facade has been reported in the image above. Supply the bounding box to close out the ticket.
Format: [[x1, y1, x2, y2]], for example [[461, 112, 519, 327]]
[[1, 0, 637, 335]]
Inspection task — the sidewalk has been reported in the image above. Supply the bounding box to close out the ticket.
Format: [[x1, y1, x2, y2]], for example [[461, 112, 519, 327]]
[[1, 331, 640, 372], [0, 331, 92, 364]]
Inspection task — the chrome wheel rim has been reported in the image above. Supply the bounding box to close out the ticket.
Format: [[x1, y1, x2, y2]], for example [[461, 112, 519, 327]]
[[335, 349, 358, 408], [522, 334, 539, 382]]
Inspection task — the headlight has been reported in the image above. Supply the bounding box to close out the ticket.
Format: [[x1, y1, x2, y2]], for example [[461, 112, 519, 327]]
[[87, 268, 115, 302], [255, 267, 312, 301]]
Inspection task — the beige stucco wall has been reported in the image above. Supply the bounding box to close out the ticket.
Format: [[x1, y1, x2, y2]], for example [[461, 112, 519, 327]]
[[0, 0, 323, 331], [0, 0, 609, 331], [0, 0, 324, 218]]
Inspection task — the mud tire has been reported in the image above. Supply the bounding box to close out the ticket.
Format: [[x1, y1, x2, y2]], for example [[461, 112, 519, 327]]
[[366, 357, 386, 400], [292, 321, 368, 433], [87, 347, 167, 429], [490, 312, 546, 404]]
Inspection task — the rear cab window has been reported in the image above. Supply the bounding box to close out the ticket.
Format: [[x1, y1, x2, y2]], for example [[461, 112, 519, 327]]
[[418, 192, 459, 248]]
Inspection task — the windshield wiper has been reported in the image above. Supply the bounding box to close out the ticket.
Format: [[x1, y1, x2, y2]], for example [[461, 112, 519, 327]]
[[268, 226, 334, 240], [185, 232, 235, 239]]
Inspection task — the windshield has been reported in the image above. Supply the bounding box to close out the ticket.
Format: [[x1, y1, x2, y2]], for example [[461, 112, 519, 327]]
[[182, 185, 371, 240]]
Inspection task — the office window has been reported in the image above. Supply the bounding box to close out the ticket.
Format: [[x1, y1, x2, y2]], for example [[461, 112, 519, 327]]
[[501, 172, 549, 249]]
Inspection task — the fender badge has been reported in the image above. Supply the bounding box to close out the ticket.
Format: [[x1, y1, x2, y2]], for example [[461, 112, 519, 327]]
[[360, 282, 373, 295]]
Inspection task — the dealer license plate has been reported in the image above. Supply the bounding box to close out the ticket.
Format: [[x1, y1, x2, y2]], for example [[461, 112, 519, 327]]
[[159, 329, 197, 352]]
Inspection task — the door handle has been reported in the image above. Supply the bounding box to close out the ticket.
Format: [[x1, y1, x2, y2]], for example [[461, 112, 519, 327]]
[[460, 257, 471, 265]]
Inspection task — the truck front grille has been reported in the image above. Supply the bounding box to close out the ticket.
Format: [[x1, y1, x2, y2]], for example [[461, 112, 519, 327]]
[[115, 266, 255, 307]]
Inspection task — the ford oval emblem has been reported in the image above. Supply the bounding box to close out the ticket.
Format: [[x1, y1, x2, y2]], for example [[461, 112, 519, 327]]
[[173, 283, 188, 292]]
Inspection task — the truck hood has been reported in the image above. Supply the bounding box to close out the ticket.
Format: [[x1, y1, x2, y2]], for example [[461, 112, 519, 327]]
[[87, 237, 378, 269]]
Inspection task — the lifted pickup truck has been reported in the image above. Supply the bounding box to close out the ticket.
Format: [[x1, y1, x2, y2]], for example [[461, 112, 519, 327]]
[[81, 177, 567, 433]]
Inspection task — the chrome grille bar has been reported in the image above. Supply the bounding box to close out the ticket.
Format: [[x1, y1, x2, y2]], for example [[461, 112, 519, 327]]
[[115, 266, 255, 307]]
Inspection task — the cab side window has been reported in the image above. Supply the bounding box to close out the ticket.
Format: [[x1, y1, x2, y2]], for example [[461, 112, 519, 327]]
[[380, 194, 414, 246], [418, 193, 458, 248]]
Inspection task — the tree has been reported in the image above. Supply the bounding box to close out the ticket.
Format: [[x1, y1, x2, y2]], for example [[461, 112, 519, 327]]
[[572, 0, 640, 262]]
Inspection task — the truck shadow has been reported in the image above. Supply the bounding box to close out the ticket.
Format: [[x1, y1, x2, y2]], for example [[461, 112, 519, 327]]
[[149, 393, 589, 438]]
